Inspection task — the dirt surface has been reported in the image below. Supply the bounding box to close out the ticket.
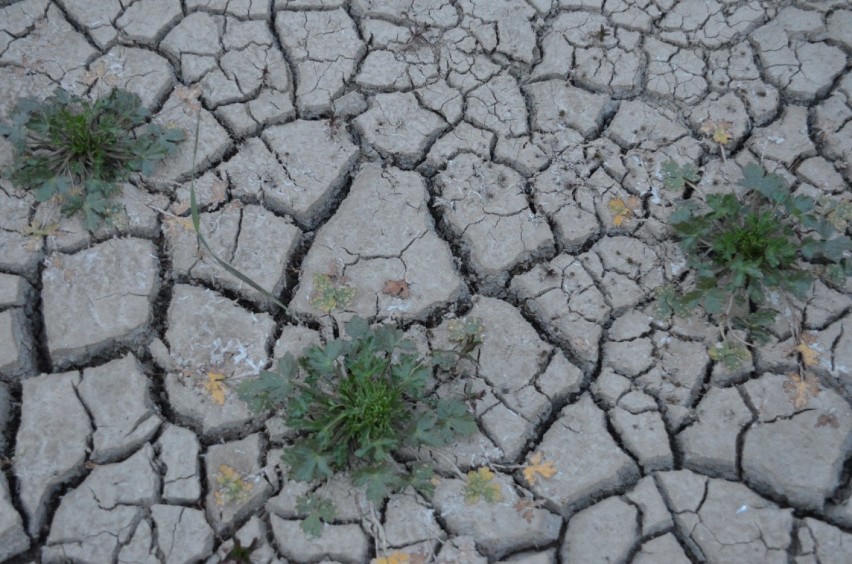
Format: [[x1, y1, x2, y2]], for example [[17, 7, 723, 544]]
[[1, 0, 851, 562]]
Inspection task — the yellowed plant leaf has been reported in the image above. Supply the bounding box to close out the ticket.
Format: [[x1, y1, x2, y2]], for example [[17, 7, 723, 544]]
[[464, 467, 503, 504], [782, 372, 820, 410], [700, 119, 734, 146], [514, 497, 545, 523], [522, 451, 557, 485], [796, 334, 820, 367], [372, 551, 411, 564], [204, 371, 227, 405]]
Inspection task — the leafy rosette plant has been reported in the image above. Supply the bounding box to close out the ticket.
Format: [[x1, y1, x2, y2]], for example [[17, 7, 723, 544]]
[[666, 162, 851, 343], [0, 88, 184, 230], [238, 316, 479, 534]]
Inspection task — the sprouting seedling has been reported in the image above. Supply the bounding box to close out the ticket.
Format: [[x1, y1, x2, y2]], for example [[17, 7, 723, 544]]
[[701, 119, 734, 168]]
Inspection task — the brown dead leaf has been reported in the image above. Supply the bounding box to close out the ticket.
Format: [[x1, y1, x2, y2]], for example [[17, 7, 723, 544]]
[[176, 83, 203, 112], [513, 497, 545, 523], [816, 413, 839, 429], [382, 279, 410, 299], [204, 371, 227, 405], [782, 372, 820, 410], [522, 451, 557, 485]]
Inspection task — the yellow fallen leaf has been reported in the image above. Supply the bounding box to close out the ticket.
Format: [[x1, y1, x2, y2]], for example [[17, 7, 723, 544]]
[[372, 552, 411, 564], [796, 335, 820, 367], [522, 451, 557, 485], [782, 372, 820, 410], [204, 371, 227, 405], [713, 123, 733, 146]]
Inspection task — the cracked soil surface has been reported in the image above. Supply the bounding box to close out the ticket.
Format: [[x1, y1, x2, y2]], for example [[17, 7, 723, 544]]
[[1, 0, 852, 562]]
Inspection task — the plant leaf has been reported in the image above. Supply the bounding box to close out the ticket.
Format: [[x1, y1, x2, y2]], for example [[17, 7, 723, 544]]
[[464, 467, 503, 504], [522, 452, 557, 485], [782, 372, 820, 410], [204, 371, 227, 405], [296, 494, 335, 538]]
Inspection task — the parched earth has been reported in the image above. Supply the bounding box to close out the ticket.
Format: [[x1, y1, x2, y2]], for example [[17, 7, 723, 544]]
[[1, 0, 851, 562]]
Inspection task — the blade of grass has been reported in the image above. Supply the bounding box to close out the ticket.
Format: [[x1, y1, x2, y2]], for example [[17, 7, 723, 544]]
[[187, 112, 289, 311]]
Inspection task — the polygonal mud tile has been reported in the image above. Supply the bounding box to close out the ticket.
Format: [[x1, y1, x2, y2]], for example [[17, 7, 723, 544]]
[[84, 46, 175, 110], [644, 37, 707, 103], [435, 536, 488, 563], [748, 106, 816, 167], [796, 517, 852, 562], [41, 238, 159, 368], [354, 92, 447, 167], [78, 354, 161, 463], [656, 470, 794, 562], [527, 395, 639, 517], [15, 370, 91, 536], [274, 8, 365, 116], [291, 164, 465, 322], [157, 423, 201, 504], [58, 0, 121, 48], [632, 533, 691, 564], [210, 516, 279, 564], [164, 285, 275, 438], [460, 0, 537, 63], [607, 100, 689, 151], [0, 307, 34, 380], [0, 3, 96, 83], [751, 7, 846, 103], [741, 373, 852, 512], [432, 471, 562, 559], [527, 80, 613, 139], [465, 74, 528, 139], [625, 475, 674, 537], [42, 445, 160, 562], [205, 434, 274, 534], [150, 88, 232, 185], [151, 505, 214, 564], [259, 120, 360, 227], [0, 473, 29, 561], [421, 122, 494, 175], [166, 202, 301, 305], [560, 496, 639, 562], [610, 407, 673, 472], [270, 516, 369, 563], [511, 254, 609, 370], [117, 0, 182, 47], [117, 518, 158, 564], [434, 155, 554, 293], [676, 386, 753, 480], [383, 490, 446, 548], [657, 0, 764, 49]]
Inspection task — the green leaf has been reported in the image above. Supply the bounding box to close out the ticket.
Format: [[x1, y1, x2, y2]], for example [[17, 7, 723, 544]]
[[739, 163, 788, 203], [236, 357, 295, 413], [345, 316, 370, 339], [352, 463, 403, 503], [285, 443, 335, 483], [661, 160, 700, 191], [296, 494, 336, 538], [702, 288, 726, 315], [302, 341, 344, 377], [407, 464, 436, 496]]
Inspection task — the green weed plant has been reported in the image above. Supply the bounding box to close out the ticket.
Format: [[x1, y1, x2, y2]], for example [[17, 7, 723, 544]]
[[660, 161, 851, 348], [0, 88, 184, 230], [238, 316, 479, 536]]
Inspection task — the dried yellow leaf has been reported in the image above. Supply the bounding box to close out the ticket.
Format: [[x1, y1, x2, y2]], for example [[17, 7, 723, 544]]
[[522, 452, 557, 484], [795, 335, 821, 367], [204, 371, 227, 405], [782, 372, 820, 410], [372, 552, 411, 564]]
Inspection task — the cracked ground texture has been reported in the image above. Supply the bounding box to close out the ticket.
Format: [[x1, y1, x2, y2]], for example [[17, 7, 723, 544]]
[[0, 0, 851, 562]]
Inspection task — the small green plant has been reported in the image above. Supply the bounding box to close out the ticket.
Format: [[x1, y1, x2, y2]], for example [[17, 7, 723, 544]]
[[662, 161, 851, 353], [661, 160, 700, 191], [296, 494, 336, 537], [463, 467, 503, 504], [238, 315, 479, 536], [0, 88, 184, 230]]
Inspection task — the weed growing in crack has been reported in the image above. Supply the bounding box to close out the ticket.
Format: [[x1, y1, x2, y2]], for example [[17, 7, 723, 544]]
[[658, 160, 851, 361], [0, 88, 184, 230], [238, 315, 480, 536]]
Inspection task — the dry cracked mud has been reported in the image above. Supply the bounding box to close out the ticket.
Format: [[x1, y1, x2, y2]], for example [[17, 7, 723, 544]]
[[0, 0, 851, 562]]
